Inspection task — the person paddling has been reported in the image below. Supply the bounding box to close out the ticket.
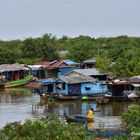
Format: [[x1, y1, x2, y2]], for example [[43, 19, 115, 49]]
[[86, 107, 94, 120]]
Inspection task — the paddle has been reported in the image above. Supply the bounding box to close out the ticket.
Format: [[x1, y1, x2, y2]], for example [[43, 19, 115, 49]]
[[94, 109, 101, 112]]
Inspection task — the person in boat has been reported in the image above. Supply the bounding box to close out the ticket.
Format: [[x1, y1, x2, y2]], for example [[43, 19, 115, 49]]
[[86, 108, 94, 120]]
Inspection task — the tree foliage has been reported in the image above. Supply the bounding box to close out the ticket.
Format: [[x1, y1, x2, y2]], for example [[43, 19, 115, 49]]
[[0, 34, 140, 76], [0, 116, 92, 140]]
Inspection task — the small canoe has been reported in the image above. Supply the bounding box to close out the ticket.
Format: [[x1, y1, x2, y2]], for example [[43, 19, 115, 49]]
[[64, 112, 94, 123], [0, 75, 33, 88]]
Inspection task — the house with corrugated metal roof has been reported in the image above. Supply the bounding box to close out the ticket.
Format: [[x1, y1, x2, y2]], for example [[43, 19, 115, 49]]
[[53, 75, 96, 95], [53, 74, 108, 96], [82, 57, 96, 68], [27, 65, 46, 79], [0, 63, 30, 81], [108, 76, 140, 97], [62, 68, 109, 95], [37, 61, 73, 78], [65, 68, 108, 81]]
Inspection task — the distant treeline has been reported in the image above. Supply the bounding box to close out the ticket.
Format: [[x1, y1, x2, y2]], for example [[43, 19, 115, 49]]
[[0, 34, 140, 77]]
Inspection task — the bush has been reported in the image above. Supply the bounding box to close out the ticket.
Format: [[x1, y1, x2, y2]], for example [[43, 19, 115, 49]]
[[110, 105, 140, 140], [122, 105, 140, 131], [0, 116, 92, 140]]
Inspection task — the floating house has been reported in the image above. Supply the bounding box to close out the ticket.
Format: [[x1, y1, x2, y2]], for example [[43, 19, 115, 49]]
[[37, 61, 73, 78], [63, 68, 109, 95], [66, 68, 108, 81], [53, 75, 108, 96], [39, 78, 54, 93], [0, 63, 32, 88], [108, 76, 140, 97], [27, 65, 46, 79], [82, 57, 96, 68], [0, 63, 30, 81]]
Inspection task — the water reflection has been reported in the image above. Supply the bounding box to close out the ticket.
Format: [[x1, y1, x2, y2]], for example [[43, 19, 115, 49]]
[[0, 87, 136, 128], [87, 122, 95, 130], [0, 87, 32, 96], [41, 101, 128, 128], [0, 88, 40, 128], [42, 100, 132, 117], [98, 102, 130, 116]]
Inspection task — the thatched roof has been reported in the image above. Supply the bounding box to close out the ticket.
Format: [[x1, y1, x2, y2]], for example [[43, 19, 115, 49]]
[[58, 75, 96, 84], [0, 63, 27, 72]]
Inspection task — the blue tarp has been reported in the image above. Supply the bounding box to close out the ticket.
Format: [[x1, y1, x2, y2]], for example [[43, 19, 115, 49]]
[[39, 79, 54, 85]]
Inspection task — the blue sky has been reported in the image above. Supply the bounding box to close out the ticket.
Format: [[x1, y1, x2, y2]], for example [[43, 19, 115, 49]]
[[0, 0, 140, 40]]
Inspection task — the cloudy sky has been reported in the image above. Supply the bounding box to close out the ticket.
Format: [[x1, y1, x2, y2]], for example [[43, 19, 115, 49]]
[[0, 0, 140, 40]]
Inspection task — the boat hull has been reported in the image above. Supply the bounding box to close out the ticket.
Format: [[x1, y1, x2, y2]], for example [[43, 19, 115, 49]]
[[0, 75, 33, 88], [64, 112, 94, 123]]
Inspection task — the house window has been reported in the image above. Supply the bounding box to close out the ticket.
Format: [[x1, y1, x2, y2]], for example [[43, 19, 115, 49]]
[[85, 87, 91, 90], [56, 83, 62, 90], [62, 83, 66, 90]]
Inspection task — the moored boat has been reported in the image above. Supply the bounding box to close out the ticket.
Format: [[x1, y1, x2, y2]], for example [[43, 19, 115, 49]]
[[0, 75, 33, 88], [0, 63, 32, 88]]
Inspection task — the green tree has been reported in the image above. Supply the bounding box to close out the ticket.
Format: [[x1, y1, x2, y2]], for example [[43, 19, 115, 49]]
[[95, 55, 111, 73], [0, 116, 92, 140]]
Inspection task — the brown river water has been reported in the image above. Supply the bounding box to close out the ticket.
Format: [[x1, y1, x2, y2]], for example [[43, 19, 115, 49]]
[[0, 87, 135, 128]]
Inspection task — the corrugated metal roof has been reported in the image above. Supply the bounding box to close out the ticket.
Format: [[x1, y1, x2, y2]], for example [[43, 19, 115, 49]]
[[27, 65, 44, 70], [63, 59, 79, 65], [131, 84, 140, 87], [37, 62, 52, 67], [83, 57, 96, 63], [73, 68, 103, 76], [37, 61, 70, 68], [0, 63, 26, 72], [58, 75, 96, 84], [131, 76, 140, 79], [49, 61, 70, 68], [40, 78, 54, 85]]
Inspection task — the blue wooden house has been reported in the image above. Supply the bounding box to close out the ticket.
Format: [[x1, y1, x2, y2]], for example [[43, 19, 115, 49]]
[[37, 61, 73, 78], [53, 75, 108, 96]]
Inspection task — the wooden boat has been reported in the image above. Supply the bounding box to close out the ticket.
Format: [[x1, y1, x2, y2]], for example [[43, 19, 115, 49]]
[[64, 112, 94, 123], [0, 75, 33, 88]]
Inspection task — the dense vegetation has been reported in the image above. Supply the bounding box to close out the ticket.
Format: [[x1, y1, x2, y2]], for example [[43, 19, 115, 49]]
[[0, 116, 93, 140], [111, 104, 140, 140], [0, 34, 140, 76]]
